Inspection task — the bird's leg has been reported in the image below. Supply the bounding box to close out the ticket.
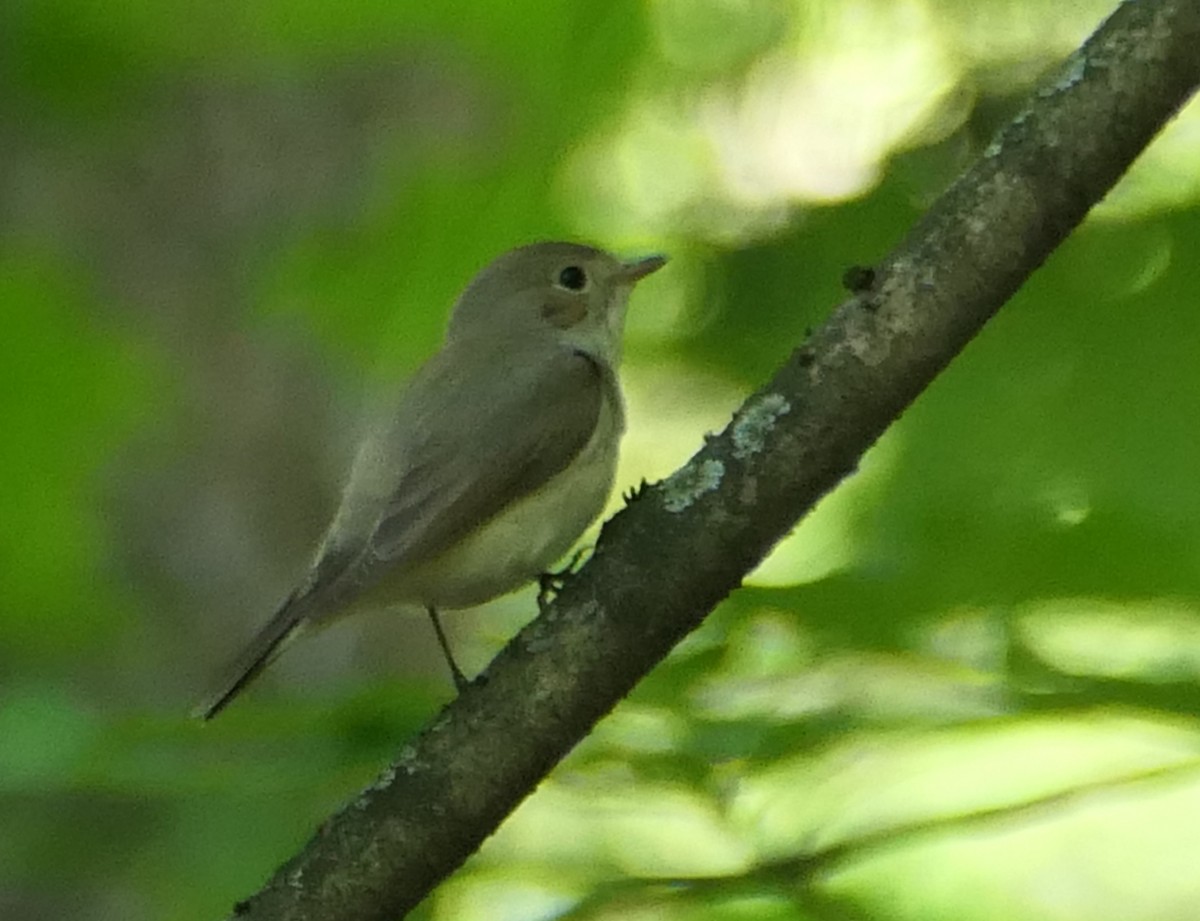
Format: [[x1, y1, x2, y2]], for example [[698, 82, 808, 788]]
[[426, 606, 470, 693], [537, 548, 587, 613]]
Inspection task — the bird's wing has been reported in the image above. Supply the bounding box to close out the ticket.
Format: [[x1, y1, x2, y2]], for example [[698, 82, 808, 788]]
[[193, 341, 607, 721], [368, 340, 607, 566]]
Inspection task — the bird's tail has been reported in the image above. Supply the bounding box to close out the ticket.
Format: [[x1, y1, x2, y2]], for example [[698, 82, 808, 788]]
[[192, 595, 311, 721]]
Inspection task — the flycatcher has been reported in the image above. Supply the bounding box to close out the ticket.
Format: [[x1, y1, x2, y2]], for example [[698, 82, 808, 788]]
[[197, 242, 665, 719]]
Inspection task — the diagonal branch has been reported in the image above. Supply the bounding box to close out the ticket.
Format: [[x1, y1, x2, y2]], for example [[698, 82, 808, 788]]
[[233, 1, 1200, 918]]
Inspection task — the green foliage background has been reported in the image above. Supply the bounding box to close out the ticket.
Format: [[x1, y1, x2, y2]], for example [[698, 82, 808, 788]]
[[3, 0, 1200, 919]]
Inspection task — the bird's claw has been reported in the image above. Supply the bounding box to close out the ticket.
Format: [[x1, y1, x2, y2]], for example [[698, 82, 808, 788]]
[[537, 548, 587, 612]]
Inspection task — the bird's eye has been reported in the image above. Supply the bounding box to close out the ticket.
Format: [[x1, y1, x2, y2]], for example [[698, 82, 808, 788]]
[[557, 265, 588, 291]]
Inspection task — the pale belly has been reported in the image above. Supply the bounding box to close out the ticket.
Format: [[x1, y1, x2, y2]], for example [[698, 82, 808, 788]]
[[358, 407, 621, 611]]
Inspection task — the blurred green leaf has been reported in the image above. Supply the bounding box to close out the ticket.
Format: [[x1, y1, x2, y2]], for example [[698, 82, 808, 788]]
[[0, 254, 159, 656]]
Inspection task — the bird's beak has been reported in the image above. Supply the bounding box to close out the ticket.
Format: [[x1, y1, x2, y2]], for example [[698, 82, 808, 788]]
[[618, 254, 668, 283]]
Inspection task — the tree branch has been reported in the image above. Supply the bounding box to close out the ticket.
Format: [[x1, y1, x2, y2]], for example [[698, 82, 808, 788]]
[[232, 1, 1200, 917]]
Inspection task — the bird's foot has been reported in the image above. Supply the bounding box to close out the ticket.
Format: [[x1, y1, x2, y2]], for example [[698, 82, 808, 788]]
[[537, 548, 587, 613], [426, 607, 471, 693]]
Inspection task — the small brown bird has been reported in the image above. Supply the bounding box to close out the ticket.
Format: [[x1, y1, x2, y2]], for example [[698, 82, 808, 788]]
[[196, 242, 665, 719]]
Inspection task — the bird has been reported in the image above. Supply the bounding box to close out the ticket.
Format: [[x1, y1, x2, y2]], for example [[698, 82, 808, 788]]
[[195, 242, 666, 719]]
